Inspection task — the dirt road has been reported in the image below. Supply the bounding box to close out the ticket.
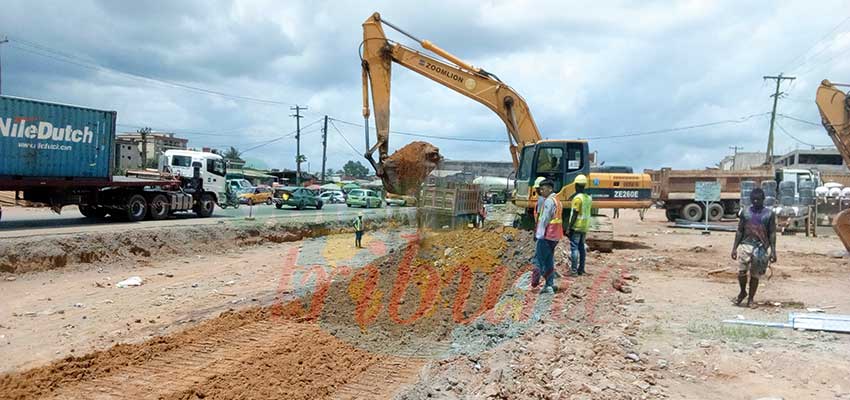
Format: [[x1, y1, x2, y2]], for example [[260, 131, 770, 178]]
[[1, 208, 848, 399]]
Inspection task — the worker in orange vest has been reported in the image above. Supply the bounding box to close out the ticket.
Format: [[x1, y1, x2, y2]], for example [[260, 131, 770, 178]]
[[534, 179, 564, 294]]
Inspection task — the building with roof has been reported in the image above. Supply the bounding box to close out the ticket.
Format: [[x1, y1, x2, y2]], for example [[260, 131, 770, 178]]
[[116, 131, 188, 168]]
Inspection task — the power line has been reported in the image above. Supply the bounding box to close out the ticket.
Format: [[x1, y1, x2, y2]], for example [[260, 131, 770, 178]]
[[330, 117, 509, 143], [328, 119, 366, 159], [7, 37, 294, 106], [238, 119, 323, 154], [116, 123, 250, 137], [784, 16, 850, 74], [777, 113, 822, 126], [775, 121, 832, 148], [583, 112, 771, 140]]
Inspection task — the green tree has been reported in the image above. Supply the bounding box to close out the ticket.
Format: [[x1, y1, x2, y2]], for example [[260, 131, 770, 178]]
[[326, 167, 335, 176], [223, 146, 244, 162], [342, 160, 369, 178]]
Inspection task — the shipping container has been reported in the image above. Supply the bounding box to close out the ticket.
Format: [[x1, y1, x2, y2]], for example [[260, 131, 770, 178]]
[[0, 95, 116, 180]]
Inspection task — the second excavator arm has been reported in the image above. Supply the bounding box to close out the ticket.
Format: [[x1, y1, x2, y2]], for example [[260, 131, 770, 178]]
[[816, 79, 850, 252], [361, 12, 542, 193]]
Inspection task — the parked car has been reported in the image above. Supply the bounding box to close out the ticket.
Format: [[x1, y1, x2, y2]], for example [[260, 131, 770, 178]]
[[319, 190, 345, 204], [239, 186, 273, 205], [346, 189, 383, 208], [273, 187, 323, 210], [385, 196, 406, 206]]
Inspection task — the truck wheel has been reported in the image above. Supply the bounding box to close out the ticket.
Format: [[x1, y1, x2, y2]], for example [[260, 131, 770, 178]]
[[125, 195, 148, 222], [148, 194, 170, 220], [296, 201, 304, 210], [682, 203, 703, 222], [707, 203, 724, 221], [316, 200, 323, 210], [275, 203, 283, 209], [79, 205, 106, 219], [665, 209, 677, 222], [265, 198, 273, 205], [194, 193, 215, 218]]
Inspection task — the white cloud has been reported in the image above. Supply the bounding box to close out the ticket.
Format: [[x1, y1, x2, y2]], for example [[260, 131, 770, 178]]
[[2, 0, 849, 173]]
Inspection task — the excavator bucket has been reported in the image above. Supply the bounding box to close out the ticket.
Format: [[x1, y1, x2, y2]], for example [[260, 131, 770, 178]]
[[379, 141, 442, 195]]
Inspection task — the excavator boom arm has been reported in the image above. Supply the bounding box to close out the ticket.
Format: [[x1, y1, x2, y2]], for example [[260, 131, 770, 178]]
[[361, 12, 542, 174]]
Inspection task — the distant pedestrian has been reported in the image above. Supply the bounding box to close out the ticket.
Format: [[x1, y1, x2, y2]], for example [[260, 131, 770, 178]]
[[534, 179, 563, 294], [531, 176, 546, 288], [613, 208, 620, 219], [353, 212, 365, 248], [731, 188, 776, 308], [568, 174, 592, 276]]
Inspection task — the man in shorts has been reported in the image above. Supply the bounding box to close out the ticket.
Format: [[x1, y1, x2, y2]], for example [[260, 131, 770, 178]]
[[731, 188, 777, 307]]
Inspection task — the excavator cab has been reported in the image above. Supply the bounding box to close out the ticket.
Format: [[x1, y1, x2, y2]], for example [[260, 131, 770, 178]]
[[516, 141, 589, 195], [515, 141, 590, 229]]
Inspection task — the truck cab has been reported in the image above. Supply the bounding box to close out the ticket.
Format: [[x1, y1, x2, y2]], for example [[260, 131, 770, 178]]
[[776, 168, 819, 200], [159, 150, 227, 203]]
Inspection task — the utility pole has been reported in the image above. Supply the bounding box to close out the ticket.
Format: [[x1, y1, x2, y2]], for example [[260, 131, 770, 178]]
[[321, 115, 328, 182], [138, 127, 151, 169], [763, 73, 795, 164], [290, 105, 307, 185], [728, 145, 744, 170], [0, 36, 9, 95]]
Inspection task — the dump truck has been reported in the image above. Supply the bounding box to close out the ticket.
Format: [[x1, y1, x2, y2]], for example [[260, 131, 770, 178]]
[[0, 95, 226, 222], [649, 167, 816, 222], [418, 181, 483, 228]]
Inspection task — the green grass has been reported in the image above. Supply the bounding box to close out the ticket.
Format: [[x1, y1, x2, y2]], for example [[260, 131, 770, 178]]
[[686, 322, 776, 342]]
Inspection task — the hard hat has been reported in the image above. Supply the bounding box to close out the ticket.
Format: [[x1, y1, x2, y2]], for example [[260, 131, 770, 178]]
[[574, 174, 588, 185], [358, 211, 365, 217], [533, 176, 546, 188]]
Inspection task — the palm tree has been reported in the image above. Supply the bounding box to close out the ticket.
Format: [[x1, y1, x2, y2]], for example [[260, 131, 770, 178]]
[[223, 146, 243, 161]]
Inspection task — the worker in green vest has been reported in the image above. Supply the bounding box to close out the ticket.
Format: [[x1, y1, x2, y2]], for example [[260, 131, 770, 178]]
[[353, 212, 365, 248], [568, 174, 592, 276]]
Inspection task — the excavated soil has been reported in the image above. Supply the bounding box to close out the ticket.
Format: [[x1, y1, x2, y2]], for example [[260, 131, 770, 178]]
[[0, 227, 648, 399], [382, 141, 441, 195], [0, 212, 413, 274]]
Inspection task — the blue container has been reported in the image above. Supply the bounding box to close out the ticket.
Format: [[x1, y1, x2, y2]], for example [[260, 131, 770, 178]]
[[0, 95, 116, 179]]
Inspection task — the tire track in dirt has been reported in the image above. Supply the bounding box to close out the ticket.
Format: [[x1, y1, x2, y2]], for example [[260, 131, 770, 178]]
[[47, 320, 299, 399], [43, 318, 425, 400]]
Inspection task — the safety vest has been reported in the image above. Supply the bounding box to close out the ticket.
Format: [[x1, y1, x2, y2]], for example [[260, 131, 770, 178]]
[[353, 217, 363, 231], [543, 196, 564, 241], [573, 193, 592, 233], [533, 196, 545, 221]]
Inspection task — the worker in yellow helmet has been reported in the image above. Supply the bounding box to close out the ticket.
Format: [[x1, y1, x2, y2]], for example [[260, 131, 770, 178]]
[[530, 176, 547, 288], [568, 174, 592, 276]]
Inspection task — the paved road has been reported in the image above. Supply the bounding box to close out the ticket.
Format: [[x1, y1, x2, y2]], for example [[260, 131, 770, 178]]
[[0, 203, 413, 238]]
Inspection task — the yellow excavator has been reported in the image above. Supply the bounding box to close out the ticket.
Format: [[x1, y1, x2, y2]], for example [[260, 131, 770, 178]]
[[815, 79, 850, 252], [360, 12, 652, 228]]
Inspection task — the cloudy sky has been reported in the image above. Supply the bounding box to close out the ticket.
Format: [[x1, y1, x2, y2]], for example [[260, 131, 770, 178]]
[[2, 0, 849, 173]]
